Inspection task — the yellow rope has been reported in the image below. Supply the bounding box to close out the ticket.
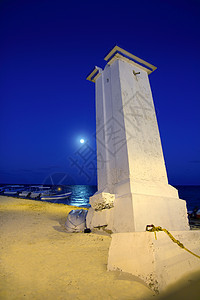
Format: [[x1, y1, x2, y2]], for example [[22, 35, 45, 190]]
[[146, 224, 200, 259]]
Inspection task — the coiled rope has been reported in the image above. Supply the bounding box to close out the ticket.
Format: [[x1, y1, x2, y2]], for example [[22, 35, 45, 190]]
[[146, 224, 200, 259]]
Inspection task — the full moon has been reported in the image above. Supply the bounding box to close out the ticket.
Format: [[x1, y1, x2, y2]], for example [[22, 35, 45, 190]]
[[80, 139, 85, 144]]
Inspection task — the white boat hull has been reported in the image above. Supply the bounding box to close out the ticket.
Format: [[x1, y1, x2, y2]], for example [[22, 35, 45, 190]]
[[30, 192, 42, 198], [4, 191, 19, 195], [40, 192, 72, 200], [19, 191, 31, 197]]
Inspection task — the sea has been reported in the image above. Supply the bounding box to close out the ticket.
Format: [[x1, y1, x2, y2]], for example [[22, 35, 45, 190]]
[[0, 184, 200, 212]]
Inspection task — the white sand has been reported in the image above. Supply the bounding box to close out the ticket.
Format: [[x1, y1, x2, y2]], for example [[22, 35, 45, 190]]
[[0, 196, 200, 299]]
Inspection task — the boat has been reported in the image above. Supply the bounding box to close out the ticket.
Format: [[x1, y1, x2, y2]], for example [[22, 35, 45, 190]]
[[40, 192, 72, 200], [188, 207, 200, 219], [29, 186, 52, 199], [3, 185, 24, 196], [0, 186, 6, 194], [18, 188, 32, 198], [196, 209, 200, 219]]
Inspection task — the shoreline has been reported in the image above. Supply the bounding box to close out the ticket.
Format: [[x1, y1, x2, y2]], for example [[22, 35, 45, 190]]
[[0, 196, 200, 299]]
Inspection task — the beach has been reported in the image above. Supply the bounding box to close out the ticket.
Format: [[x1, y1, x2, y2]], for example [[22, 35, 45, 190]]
[[0, 196, 200, 299]]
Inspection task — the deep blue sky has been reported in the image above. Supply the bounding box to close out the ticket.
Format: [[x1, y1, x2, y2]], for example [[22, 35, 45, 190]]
[[0, 0, 200, 185]]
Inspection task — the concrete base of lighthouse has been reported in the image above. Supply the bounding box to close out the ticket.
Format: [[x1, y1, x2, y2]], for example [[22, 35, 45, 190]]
[[107, 231, 200, 293], [86, 182, 190, 233], [86, 185, 196, 293], [112, 193, 189, 232]]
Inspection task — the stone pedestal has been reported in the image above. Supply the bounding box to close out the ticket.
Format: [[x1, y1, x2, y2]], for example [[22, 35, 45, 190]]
[[108, 231, 200, 292]]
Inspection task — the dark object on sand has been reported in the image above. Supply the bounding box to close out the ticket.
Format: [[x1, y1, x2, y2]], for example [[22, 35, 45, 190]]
[[65, 209, 88, 232], [84, 228, 91, 233]]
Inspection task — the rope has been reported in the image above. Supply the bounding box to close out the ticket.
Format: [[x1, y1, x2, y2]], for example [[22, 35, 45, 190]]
[[146, 224, 200, 259]]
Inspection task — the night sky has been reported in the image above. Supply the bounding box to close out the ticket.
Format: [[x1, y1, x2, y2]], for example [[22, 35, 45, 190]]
[[0, 0, 200, 186]]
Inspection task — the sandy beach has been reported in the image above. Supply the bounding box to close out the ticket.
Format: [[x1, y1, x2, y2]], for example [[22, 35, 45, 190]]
[[0, 196, 200, 299]]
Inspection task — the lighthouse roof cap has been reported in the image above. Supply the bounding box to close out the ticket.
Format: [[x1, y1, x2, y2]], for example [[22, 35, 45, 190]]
[[104, 45, 157, 74], [87, 46, 157, 82]]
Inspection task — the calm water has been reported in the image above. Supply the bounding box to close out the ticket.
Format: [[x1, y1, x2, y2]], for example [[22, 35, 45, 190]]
[[0, 184, 97, 208], [48, 185, 97, 207], [0, 184, 200, 211]]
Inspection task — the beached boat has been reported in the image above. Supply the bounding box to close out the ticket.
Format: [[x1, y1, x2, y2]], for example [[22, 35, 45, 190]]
[[40, 192, 72, 201], [0, 186, 6, 194], [196, 209, 200, 219], [3, 185, 24, 196], [29, 186, 52, 199], [19, 189, 32, 198]]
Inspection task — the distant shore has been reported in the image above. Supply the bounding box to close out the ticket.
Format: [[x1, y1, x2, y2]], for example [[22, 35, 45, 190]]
[[0, 196, 200, 299]]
